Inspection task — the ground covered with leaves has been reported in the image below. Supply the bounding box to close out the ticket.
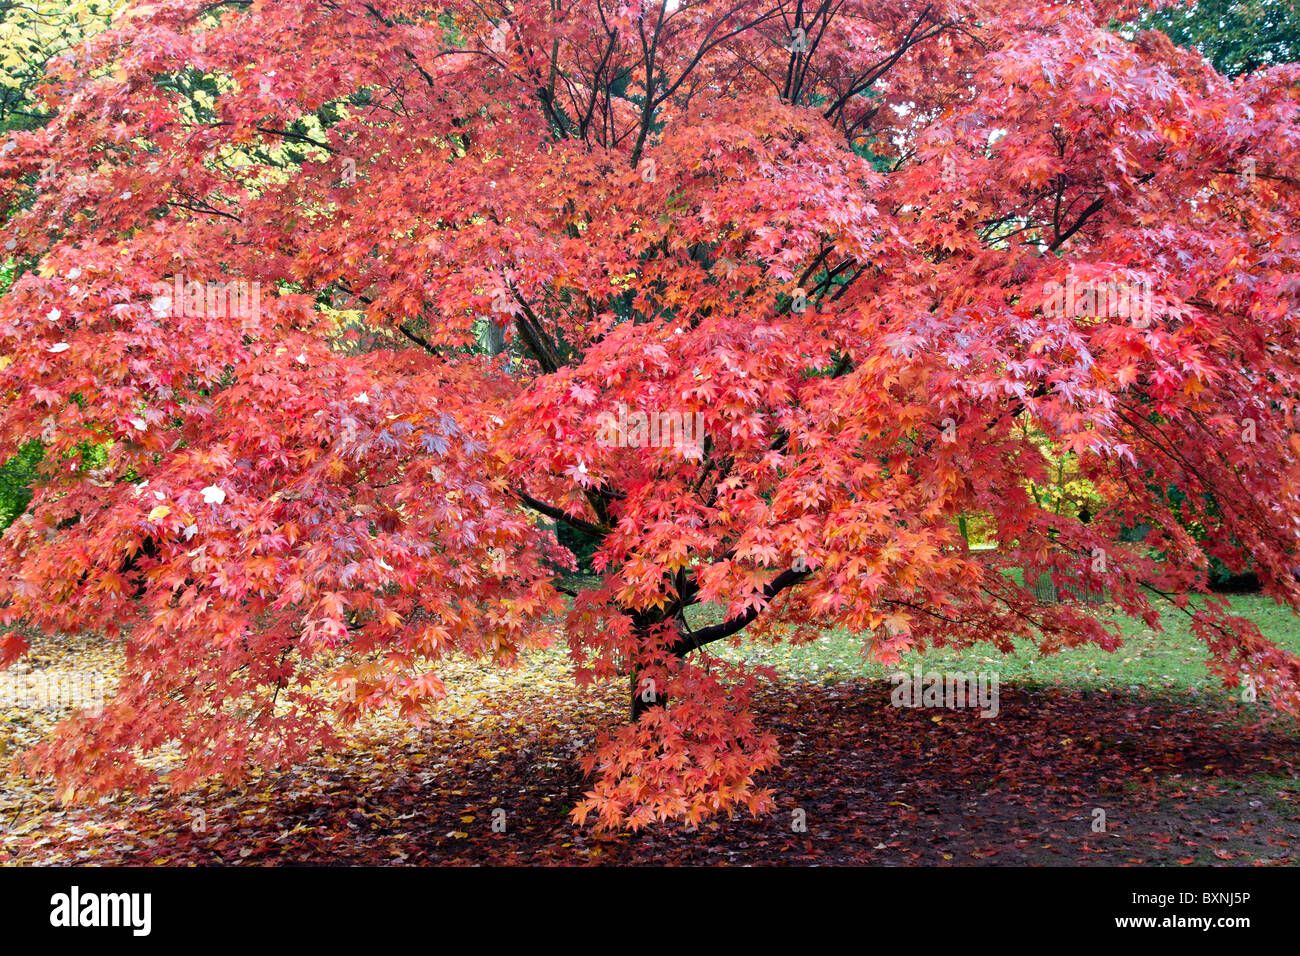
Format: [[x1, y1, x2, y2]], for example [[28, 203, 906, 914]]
[[2, 622, 1298, 866]]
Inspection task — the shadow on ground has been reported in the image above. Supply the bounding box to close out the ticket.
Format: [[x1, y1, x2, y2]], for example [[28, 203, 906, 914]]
[[3, 682, 1297, 865]]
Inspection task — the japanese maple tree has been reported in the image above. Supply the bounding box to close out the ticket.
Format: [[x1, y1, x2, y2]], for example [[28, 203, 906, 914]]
[[2, 0, 1300, 831]]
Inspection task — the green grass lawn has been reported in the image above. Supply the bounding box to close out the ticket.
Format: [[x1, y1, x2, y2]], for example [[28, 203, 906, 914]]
[[691, 593, 1300, 697]]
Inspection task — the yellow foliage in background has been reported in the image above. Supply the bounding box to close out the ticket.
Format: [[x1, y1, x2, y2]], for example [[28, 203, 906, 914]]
[[0, 0, 126, 94]]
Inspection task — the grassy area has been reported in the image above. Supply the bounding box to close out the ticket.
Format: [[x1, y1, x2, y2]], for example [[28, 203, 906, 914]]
[[690, 593, 1300, 696]]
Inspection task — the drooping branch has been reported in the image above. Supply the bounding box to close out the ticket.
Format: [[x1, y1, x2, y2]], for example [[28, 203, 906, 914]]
[[397, 324, 439, 356], [515, 488, 612, 537], [671, 566, 810, 655]]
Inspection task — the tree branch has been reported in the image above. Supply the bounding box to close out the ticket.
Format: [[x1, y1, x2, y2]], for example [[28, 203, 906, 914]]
[[672, 567, 810, 655]]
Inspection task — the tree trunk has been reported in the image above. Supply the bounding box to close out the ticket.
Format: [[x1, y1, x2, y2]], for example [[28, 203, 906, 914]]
[[629, 668, 669, 721], [484, 318, 506, 356], [630, 671, 648, 721], [628, 616, 672, 720]]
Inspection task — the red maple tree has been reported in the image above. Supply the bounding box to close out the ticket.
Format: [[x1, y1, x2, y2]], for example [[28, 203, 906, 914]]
[[2, 0, 1299, 831]]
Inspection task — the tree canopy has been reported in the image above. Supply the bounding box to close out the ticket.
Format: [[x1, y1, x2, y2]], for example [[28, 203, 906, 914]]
[[2, 0, 1300, 830]]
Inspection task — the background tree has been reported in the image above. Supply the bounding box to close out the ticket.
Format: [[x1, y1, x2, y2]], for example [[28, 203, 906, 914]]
[[0, 0, 123, 131], [2, 0, 1300, 830], [1134, 0, 1300, 75]]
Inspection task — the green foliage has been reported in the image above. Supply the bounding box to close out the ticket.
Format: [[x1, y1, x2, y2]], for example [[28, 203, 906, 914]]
[[0, 438, 40, 529], [0, 254, 36, 528], [555, 521, 601, 574], [1136, 0, 1300, 75]]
